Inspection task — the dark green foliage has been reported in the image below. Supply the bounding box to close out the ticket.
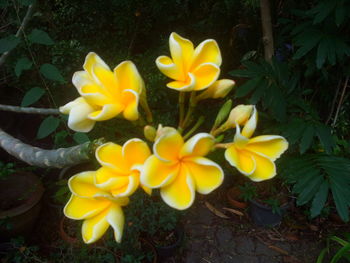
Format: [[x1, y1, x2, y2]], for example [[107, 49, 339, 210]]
[[281, 154, 350, 221]]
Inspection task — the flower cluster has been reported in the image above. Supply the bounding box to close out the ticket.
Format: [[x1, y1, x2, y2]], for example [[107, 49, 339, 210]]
[[61, 32, 288, 244]]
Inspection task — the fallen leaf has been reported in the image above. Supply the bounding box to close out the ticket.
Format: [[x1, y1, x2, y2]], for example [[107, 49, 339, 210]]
[[309, 224, 319, 231], [222, 207, 244, 216], [205, 201, 229, 219], [268, 245, 289, 255], [283, 255, 301, 263], [285, 232, 299, 241]]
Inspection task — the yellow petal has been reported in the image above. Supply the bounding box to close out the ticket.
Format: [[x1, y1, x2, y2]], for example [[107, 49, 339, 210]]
[[82, 206, 110, 244], [68, 171, 105, 197], [191, 39, 222, 70], [140, 155, 180, 188], [122, 139, 151, 168], [114, 61, 144, 94], [106, 204, 124, 243], [169, 32, 194, 80], [141, 185, 152, 195], [160, 164, 195, 210], [166, 72, 196, 92], [155, 56, 182, 80], [64, 195, 110, 220], [185, 157, 223, 194], [111, 172, 139, 197], [242, 106, 258, 138], [192, 63, 220, 91], [224, 146, 256, 175], [95, 167, 130, 191], [95, 143, 130, 173], [59, 97, 96, 132], [180, 133, 214, 158], [200, 79, 235, 99], [246, 135, 289, 161], [83, 52, 110, 76], [121, 89, 139, 121], [226, 105, 254, 127], [88, 103, 124, 121], [249, 153, 276, 182], [91, 65, 119, 97], [153, 128, 183, 162]]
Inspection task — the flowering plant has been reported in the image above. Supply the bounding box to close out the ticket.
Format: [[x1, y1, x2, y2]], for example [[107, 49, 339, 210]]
[[59, 32, 288, 244]]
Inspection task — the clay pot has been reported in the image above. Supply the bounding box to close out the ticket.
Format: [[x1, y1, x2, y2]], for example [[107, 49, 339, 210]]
[[0, 171, 44, 241], [226, 187, 248, 209], [249, 199, 289, 227]]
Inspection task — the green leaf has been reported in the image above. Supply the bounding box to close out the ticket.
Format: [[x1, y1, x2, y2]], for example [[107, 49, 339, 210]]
[[300, 125, 315, 154], [316, 38, 328, 68], [235, 77, 261, 98], [0, 35, 20, 54], [28, 29, 54, 45], [73, 133, 90, 144], [15, 57, 32, 77], [335, 5, 346, 26], [316, 248, 327, 263], [21, 87, 45, 107], [330, 243, 350, 263], [297, 174, 324, 206], [40, 64, 65, 83], [331, 180, 349, 222], [310, 180, 329, 218], [213, 99, 232, 128], [18, 0, 34, 5], [37, 116, 60, 139], [249, 79, 267, 104], [293, 30, 323, 60], [315, 123, 334, 154]]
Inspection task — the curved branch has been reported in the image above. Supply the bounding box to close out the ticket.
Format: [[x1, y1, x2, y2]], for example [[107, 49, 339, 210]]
[[0, 3, 36, 67], [0, 128, 104, 168], [0, 104, 60, 115]]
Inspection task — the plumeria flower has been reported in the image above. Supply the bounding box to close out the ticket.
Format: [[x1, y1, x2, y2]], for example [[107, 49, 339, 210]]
[[141, 127, 224, 210], [196, 79, 235, 101], [64, 171, 129, 244], [156, 32, 222, 92], [95, 139, 152, 197], [60, 52, 144, 132], [224, 106, 288, 182]]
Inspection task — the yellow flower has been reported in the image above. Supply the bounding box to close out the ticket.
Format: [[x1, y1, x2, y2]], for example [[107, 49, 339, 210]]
[[95, 139, 152, 197], [156, 32, 222, 92], [141, 127, 224, 210], [60, 52, 144, 132], [196, 79, 235, 100], [64, 171, 129, 244], [224, 107, 288, 182]]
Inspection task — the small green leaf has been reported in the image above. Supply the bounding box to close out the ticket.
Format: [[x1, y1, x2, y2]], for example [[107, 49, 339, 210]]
[[40, 64, 65, 83], [300, 125, 315, 154], [37, 116, 60, 139], [0, 35, 20, 54], [21, 87, 45, 107], [28, 29, 54, 45], [335, 5, 346, 27], [15, 57, 32, 77], [310, 181, 329, 218], [297, 174, 324, 206], [213, 99, 232, 128], [18, 0, 34, 5], [331, 180, 349, 222], [316, 38, 328, 68], [235, 77, 262, 98], [315, 123, 334, 154], [73, 133, 90, 144]]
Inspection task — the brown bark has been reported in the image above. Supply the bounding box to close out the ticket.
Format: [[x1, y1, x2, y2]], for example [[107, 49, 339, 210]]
[[260, 0, 274, 62]]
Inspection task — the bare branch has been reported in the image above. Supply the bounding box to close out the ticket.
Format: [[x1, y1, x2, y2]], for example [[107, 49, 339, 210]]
[[260, 0, 274, 62], [0, 3, 36, 67], [0, 128, 104, 168], [0, 104, 60, 115]]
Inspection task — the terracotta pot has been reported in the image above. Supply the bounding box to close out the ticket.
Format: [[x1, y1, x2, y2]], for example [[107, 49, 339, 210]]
[[249, 199, 289, 227], [0, 171, 44, 241], [227, 187, 248, 209], [59, 216, 79, 245]]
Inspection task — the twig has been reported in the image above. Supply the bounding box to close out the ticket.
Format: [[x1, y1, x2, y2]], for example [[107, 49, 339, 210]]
[[0, 104, 59, 115], [0, 128, 101, 168], [0, 3, 36, 67], [332, 77, 349, 127], [326, 79, 341, 124]]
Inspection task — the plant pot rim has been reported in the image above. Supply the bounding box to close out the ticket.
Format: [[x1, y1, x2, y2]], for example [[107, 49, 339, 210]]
[[227, 187, 248, 209], [150, 224, 184, 249], [0, 171, 44, 218], [249, 199, 289, 211]]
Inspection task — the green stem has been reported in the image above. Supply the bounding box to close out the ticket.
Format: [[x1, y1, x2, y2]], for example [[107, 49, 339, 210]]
[[178, 92, 185, 128], [140, 89, 153, 123], [183, 116, 205, 140], [182, 92, 197, 129]]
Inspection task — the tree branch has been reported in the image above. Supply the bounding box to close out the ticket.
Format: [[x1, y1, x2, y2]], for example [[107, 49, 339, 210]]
[[260, 0, 274, 62], [0, 104, 60, 115], [0, 2, 36, 67], [0, 128, 104, 168]]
